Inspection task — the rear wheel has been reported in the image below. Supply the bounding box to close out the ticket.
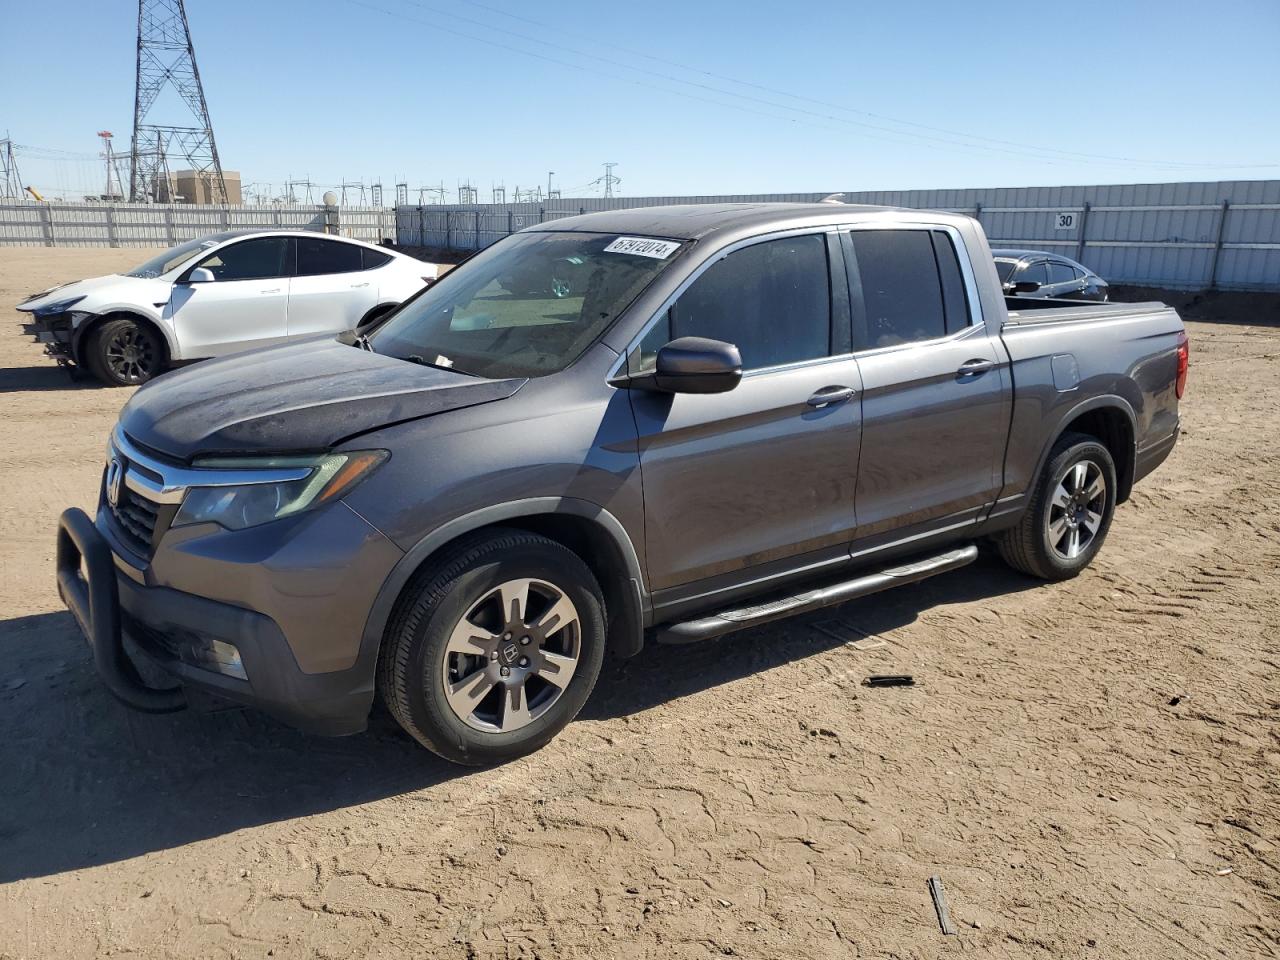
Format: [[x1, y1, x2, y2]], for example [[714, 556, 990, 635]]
[[995, 431, 1117, 580], [378, 529, 606, 765], [85, 316, 166, 386]]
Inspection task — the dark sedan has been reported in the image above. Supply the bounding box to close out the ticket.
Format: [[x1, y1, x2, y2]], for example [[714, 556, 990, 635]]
[[993, 249, 1109, 302]]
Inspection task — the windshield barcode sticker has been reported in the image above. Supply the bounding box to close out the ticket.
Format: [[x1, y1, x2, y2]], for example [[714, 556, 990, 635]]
[[604, 236, 681, 259]]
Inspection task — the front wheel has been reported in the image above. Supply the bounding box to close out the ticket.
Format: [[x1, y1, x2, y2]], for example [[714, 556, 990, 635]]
[[995, 431, 1117, 580], [84, 316, 166, 386], [378, 529, 606, 765]]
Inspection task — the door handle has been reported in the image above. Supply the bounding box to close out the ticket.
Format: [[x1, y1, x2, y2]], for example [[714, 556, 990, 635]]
[[350, 282, 370, 288], [957, 358, 996, 376], [806, 385, 857, 408], [261, 288, 281, 294]]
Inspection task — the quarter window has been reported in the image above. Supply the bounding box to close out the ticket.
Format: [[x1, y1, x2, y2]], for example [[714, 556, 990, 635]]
[[362, 248, 393, 270], [637, 234, 831, 372], [849, 230, 947, 348], [194, 237, 290, 281], [297, 237, 364, 276]]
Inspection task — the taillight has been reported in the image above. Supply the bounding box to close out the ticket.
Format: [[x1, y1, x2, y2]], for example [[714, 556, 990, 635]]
[[1175, 331, 1189, 399]]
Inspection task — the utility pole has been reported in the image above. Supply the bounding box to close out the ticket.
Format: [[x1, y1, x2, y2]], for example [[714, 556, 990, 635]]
[[547, 171, 554, 201], [601, 162, 619, 198], [0, 135, 23, 199], [129, 0, 226, 203]]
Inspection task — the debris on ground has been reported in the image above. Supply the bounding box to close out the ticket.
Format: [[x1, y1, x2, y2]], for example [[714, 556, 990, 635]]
[[864, 675, 915, 688]]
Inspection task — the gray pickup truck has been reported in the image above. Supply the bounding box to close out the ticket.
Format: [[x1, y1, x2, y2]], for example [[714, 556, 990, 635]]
[[56, 203, 1188, 765]]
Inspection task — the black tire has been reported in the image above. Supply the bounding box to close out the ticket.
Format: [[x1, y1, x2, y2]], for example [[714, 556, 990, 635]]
[[378, 528, 607, 765], [356, 304, 396, 331], [84, 316, 166, 386], [995, 431, 1117, 581]]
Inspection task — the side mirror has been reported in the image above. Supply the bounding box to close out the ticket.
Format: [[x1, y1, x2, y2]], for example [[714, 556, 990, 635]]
[[186, 267, 216, 284], [652, 336, 742, 394], [1011, 280, 1040, 294]]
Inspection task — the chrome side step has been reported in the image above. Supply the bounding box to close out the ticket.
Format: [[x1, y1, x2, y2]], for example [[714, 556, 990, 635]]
[[654, 544, 979, 645]]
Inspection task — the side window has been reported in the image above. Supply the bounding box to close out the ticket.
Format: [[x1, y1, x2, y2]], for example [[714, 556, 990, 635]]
[[196, 237, 290, 281], [931, 231, 971, 335], [297, 237, 364, 276], [1048, 261, 1076, 285], [636, 234, 831, 372], [1018, 261, 1049, 285], [362, 248, 393, 270], [849, 230, 947, 348]]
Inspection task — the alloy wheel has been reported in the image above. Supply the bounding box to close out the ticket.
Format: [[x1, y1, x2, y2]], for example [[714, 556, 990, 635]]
[[104, 326, 156, 382], [440, 577, 580, 733], [1046, 459, 1106, 560]]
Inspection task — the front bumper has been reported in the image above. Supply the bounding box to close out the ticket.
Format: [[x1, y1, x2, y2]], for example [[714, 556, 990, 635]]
[[18, 308, 81, 364], [56, 506, 390, 736]]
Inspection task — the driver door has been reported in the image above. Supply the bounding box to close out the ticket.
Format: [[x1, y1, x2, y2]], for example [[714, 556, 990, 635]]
[[628, 232, 863, 597], [169, 236, 292, 357]]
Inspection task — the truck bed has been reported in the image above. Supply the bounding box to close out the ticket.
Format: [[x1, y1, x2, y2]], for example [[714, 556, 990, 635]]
[[1003, 297, 1171, 325]]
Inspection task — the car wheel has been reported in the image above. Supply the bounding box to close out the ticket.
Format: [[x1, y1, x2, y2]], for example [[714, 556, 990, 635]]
[[378, 528, 607, 765], [356, 304, 396, 331], [85, 316, 166, 386], [994, 431, 1117, 581]]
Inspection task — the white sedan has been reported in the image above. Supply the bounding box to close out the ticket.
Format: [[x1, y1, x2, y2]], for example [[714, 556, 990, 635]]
[[16, 230, 436, 385]]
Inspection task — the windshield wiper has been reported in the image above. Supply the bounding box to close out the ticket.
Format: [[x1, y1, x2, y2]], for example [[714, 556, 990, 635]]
[[353, 333, 376, 353], [401, 354, 473, 376]]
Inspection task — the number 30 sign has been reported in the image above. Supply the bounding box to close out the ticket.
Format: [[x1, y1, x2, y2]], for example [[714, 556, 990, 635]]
[[1055, 212, 1077, 230]]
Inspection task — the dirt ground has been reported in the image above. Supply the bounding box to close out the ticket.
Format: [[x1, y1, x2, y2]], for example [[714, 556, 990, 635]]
[[0, 247, 1276, 960]]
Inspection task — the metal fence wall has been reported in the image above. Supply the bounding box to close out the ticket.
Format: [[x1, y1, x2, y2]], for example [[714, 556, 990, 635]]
[[396, 180, 1280, 291], [0, 202, 397, 248]]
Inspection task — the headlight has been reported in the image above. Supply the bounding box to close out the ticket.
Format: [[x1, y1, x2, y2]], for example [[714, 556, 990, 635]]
[[33, 295, 86, 317], [173, 451, 387, 531]]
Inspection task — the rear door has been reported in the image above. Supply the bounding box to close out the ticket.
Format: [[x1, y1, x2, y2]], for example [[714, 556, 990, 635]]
[[1046, 259, 1086, 299], [168, 236, 292, 357], [627, 231, 863, 593], [843, 226, 1011, 548], [288, 236, 380, 337]]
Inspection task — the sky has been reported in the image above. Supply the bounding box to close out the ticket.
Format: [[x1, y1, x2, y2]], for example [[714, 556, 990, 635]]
[[2, 0, 1279, 202]]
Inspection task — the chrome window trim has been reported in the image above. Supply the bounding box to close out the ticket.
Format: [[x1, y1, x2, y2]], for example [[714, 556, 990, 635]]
[[609, 225, 843, 381], [111, 428, 313, 505]]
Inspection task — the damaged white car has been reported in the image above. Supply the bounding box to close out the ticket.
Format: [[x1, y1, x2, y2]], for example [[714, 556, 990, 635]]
[[17, 230, 435, 385]]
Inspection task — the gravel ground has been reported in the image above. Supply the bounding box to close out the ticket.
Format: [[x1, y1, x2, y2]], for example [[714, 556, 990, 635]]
[[0, 247, 1276, 959]]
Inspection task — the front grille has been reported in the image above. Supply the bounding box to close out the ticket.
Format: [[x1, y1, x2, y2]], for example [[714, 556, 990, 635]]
[[108, 483, 161, 556]]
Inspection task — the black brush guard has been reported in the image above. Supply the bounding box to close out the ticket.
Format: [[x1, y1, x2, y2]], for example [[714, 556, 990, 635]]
[[55, 507, 186, 713]]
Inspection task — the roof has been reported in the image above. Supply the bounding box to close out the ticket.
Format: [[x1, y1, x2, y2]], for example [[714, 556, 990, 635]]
[[526, 202, 908, 242], [992, 248, 1066, 261]]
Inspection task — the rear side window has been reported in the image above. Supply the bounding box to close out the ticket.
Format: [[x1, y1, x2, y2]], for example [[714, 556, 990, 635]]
[[194, 237, 291, 281], [640, 234, 831, 372], [932, 231, 971, 334], [297, 237, 363, 276], [1048, 261, 1076, 284], [362, 248, 393, 270], [849, 230, 947, 348]]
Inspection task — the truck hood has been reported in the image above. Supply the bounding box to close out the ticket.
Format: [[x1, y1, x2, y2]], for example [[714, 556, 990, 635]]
[[17, 273, 170, 313], [119, 337, 526, 461]]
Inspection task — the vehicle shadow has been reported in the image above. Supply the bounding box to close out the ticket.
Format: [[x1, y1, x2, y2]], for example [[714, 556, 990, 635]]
[[583, 551, 1039, 721], [0, 553, 1035, 883], [0, 364, 102, 394]]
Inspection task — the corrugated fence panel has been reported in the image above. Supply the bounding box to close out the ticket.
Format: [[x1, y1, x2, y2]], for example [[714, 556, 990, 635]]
[[393, 180, 1279, 290], [0, 202, 397, 248]]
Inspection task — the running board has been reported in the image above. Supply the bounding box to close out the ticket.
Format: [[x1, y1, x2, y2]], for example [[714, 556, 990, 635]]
[[654, 545, 979, 645]]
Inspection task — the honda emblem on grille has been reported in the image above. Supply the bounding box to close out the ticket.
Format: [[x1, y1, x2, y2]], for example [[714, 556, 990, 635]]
[[105, 457, 124, 508]]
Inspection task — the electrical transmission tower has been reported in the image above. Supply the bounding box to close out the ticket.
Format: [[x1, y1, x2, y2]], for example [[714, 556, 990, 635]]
[[371, 182, 383, 206], [395, 182, 408, 206], [600, 162, 620, 198], [0, 136, 23, 199], [129, 0, 226, 203]]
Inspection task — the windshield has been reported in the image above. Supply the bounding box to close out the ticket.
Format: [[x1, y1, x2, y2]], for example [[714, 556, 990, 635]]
[[126, 233, 235, 279], [993, 258, 1018, 283], [371, 231, 685, 378]]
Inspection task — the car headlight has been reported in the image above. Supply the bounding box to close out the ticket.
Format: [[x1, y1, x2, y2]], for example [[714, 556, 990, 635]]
[[173, 451, 388, 531], [32, 295, 86, 317]]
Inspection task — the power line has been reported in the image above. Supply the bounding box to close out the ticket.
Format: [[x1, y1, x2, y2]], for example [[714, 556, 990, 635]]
[[375, 0, 1277, 171]]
